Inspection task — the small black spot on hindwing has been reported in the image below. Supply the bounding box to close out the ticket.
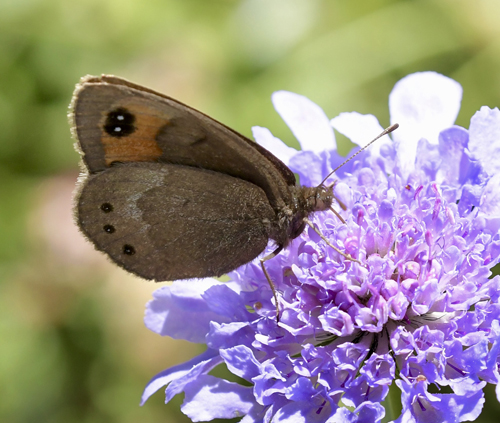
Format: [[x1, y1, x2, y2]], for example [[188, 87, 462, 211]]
[[123, 244, 135, 255], [104, 107, 135, 137], [101, 202, 113, 213], [103, 224, 115, 233]]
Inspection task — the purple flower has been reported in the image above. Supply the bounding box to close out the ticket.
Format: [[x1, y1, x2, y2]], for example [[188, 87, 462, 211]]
[[141, 72, 500, 423]]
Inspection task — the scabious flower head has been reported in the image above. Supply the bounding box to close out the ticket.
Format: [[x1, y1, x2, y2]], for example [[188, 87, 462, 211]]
[[141, 72, 500, 423]]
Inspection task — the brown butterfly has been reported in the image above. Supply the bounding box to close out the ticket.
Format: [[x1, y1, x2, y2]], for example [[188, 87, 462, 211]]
[[70, 75, 396, 293]]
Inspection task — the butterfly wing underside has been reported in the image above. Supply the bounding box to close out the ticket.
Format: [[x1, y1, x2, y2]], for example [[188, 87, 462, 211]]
[[76, 162, 275, 281]]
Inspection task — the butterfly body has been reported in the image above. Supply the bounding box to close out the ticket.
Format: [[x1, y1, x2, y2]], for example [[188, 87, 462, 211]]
[[71, 75, 335, 281]]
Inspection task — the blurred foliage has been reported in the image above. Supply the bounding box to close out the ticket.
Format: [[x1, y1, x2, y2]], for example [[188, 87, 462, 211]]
[[1, 0, 500, 422]]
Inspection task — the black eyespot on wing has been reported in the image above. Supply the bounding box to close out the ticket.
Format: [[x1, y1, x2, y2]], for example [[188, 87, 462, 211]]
[[103, 224, 115, 233], [101, 203, 113, 213], [104, 107, 135, 137], [123, 244, 135, 255]]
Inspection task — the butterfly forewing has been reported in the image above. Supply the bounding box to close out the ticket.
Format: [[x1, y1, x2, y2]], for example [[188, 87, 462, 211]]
[[72, 75, 295, 212]]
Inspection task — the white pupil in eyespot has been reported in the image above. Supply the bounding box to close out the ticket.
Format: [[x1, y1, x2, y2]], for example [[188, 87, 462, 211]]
[[114, 127, 121, 132], [117, 115, 124, 120]]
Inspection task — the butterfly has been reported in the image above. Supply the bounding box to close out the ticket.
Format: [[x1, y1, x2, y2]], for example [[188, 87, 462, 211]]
[[70, 75, 396, 302]]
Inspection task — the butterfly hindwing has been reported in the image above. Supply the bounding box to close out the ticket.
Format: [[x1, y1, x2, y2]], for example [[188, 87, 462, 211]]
[[76, 162, 275, 281]]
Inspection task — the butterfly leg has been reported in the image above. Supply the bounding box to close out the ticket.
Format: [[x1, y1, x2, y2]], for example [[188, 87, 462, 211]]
[[303, 218, 363, 265], [329, 206, 346, 224], [327, 181, 346, 223], [260, 245, 283, 322]]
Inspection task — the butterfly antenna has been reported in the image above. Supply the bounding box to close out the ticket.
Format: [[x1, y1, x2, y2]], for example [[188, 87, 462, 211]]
[[320, 123, 399, 186]]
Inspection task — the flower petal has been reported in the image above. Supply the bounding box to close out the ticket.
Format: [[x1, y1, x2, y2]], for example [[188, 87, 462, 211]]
[[220, 345, 262, 381], [395, 378, 485, 423], [272, 400, 333, 423], [272, 90, 336, 153], [181, 375, 255, 421], [202, 283, 251, 320], [164, 353, 224, 403], [327, 401, 385, 423], [140, 349, 220, 405], [389, 72, 462, 176], [288, 150, 327, 186], [480, 173, 500, 217], [252, 126, 298, 165], [437, 126, 469, 184], [206, 321, 252, 349], [331, 112, 389, 157], [469, 106, 500, 177], [144, 279, 229, 343]]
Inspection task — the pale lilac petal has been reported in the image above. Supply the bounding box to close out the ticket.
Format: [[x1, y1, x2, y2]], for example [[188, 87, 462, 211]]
[[239, 405, 267, 423], [181, 375, 255, 421], [289, 150, 327, 186], [220, 345, 261, 381], [389, 72, 462, 176], [202, 284, 250, 320], [469, 106, 500, 176], [140, 349, 220, 405], [272, 400, 333, 423], [327, 401, 385, 423], [165, 353, 224, 403], [395, 378, 484, 423], [252, 126, 298, 165], [206, 321, 252, 349], [272, 90, 336, 153], [331, 112, 390, 157], [144, 279, 229, 343], [480, 173, 500, 217], [437, 126, 469, 184]]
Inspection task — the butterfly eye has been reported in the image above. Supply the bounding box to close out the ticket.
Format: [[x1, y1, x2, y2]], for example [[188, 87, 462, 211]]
[[123, 244, 136, 255], [104, 107, 136, 137]]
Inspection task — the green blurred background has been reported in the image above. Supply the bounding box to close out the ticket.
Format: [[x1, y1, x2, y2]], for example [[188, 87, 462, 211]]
[[1, 0, 500, 422]]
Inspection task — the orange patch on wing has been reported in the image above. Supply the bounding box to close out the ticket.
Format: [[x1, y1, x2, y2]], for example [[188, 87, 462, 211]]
[[101, 100, 165, 166]]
